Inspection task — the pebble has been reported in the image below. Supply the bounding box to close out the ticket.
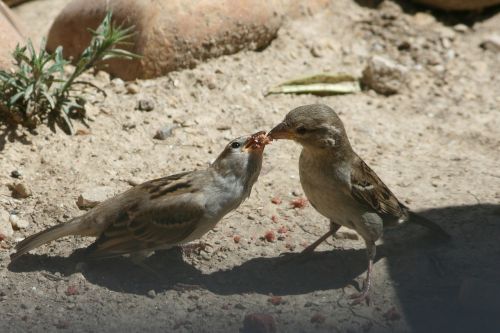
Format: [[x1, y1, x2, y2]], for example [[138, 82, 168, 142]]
[[453, 24, 469, 33], [136, 98, 155, 112], [9, 183, 32, 199], [10, 170, 22, 179], [77, 186, 115, 210], [153, 124, 176, 140], [9, 214, 29, 230], [242, 313, 277, 333], [480, 34, 500, 52], [147, 290, 157, 299], [111, 78, 125, 88], [0, 209, 14, 238], [126, 83, 140, 94]]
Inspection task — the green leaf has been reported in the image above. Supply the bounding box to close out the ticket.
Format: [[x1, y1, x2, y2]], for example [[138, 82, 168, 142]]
[[23, 83, 34, 101], [267, 73, 361, 96], [9, 91, 24, 105]]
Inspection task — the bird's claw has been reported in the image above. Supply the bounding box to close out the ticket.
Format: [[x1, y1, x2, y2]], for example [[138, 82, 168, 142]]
[[349, 279, 371, 306]]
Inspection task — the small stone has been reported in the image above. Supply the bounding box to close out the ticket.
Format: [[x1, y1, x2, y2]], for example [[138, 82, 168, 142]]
[[127, 178, 141, 186], [233, 235, 241, 244], [453, 24, 469, 33], [242, 313, 277, 333], [480, 34, 500, 52], [10, 170, 22, 179], [153, 124, 176, 140], [136, 99, 155, 112], [291, 189, 302, 197], [0, 209, 14, 238], [126, 83, 140, 94], [9, 183, 32, 199], [361, 55, 408, 95], [111, 78, 125, 87], [77, 186, 115, 210], [147, 290, 156, 298], [10, 214, 29, 230]]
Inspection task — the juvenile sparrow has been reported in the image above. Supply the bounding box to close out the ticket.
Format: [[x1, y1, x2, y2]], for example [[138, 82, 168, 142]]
[[268, 104, 449, 304], [11, 131, 270, 262]]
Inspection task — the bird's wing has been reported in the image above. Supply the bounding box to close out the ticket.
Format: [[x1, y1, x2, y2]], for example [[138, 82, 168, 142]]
[[349, 155, 405, 219], [87, 171, 206, 259]]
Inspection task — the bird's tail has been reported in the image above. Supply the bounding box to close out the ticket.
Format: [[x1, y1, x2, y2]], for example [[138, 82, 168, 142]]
[[408, 211, 450, 240], [10, 218, 83, 262]]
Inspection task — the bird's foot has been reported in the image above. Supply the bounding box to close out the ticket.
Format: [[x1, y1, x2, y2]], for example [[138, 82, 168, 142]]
[[349, 275, 371, 305], [182, 242, 212, 257]]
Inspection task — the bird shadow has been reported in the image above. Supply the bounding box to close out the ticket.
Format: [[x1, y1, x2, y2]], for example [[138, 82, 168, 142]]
[[8, 231, 446, 298], [384, 203, 500, 333], [7, 202, 500, 333]]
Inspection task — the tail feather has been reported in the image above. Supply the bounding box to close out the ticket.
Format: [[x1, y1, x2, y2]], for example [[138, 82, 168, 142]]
[[408, 211, 450, 240], [10, 219, 82, 262]]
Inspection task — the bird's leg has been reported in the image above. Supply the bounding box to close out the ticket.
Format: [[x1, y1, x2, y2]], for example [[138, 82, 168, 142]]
[[302, 221, 341, 254], [350, 242, 375, 305], [130, 251, 162, 278]]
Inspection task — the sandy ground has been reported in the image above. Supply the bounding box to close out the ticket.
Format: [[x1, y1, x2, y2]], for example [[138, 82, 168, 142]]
[[1, 0, 500, 332]]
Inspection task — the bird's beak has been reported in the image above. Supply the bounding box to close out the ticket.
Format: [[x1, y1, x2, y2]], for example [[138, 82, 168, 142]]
[[268, 122, 293, 140], [244, 131, 271, 152]]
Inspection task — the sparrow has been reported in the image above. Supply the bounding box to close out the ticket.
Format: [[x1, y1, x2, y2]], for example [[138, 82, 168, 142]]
[[11, 131, 271, 262], [268, 104, 449, 304]]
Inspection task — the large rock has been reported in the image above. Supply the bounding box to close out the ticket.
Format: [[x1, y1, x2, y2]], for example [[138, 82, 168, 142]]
[[46, 0, 329, 80], [361, 55, 408, 95], [0, 2, 25, 71], [413, 0, 500, 10]]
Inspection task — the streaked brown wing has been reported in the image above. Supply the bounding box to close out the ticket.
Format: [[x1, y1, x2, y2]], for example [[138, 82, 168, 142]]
[[87, 172, 205, 259], [350, 155, 405, 219]]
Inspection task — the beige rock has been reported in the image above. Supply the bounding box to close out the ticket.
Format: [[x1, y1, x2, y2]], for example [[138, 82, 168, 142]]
[[0, 209, 14, 239], [9, 214, 29, 230], [0, 2, 26, 71], [413, 0, 500, 10], [76, 186, 115, 210], [8, 182, 32, 199], [46, 0, 329, 80], [362, 56, 408, 96]]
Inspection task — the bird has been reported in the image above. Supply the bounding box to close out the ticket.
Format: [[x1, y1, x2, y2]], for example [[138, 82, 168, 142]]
[[268, 104, 450, 304], [11, 131, 271, 263]]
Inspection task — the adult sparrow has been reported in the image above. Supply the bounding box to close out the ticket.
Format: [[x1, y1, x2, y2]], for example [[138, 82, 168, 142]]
[[268, 104, 449, 304], [11, 131, 270, 262]]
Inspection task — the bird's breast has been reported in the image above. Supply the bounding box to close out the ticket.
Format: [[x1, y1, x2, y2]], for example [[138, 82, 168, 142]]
[[299, 151, 360, 228]]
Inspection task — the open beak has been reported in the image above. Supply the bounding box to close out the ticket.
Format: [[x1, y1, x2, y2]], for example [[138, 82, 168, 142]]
[[267, 122, 294, 140], [244, 131, 271, 152]]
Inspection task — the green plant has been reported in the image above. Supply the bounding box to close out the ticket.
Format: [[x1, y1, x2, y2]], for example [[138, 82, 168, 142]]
[[0, 12, 139, 134]]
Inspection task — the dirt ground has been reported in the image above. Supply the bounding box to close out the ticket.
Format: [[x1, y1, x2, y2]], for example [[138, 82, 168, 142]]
[[1, 0, 500, 332]]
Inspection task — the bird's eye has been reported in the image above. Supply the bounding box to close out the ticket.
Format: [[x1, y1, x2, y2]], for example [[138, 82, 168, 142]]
[[296, 126, 307, 135], [231, 142, 241, 149]]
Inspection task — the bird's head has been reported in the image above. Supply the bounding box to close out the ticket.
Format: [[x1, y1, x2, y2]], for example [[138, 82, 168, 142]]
[[268, 104, 351, 153], [212, 131, 270, 187]]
